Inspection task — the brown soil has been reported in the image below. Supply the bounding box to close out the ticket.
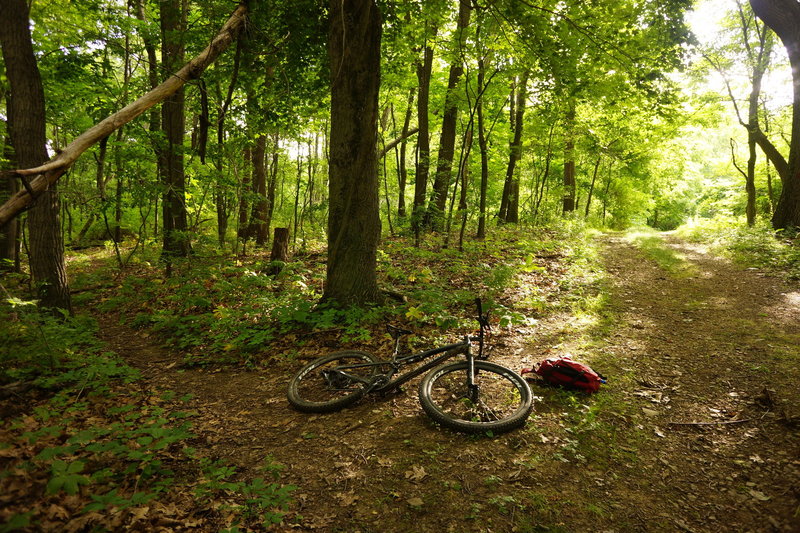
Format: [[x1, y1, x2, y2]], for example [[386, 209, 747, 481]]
[[96, 235, 800, 532]]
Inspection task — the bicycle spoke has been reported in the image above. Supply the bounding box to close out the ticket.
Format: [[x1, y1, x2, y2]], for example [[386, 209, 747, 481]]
[[288, 351, 380, 413], [419, 360, 533, 433]]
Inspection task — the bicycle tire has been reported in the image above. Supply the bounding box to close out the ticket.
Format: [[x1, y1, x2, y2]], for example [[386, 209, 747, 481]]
[[287, 351, 380, 413], [418, 360, 533, 434]]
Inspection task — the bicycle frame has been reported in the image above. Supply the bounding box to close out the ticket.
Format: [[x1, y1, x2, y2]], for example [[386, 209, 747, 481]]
[[325, 336, 475, 394], [321, 297, 489, 397]]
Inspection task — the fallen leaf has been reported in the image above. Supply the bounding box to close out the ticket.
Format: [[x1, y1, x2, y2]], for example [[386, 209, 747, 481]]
[[404, 465, 428, 482], [47, 504, 70, 520], [748, 489, 771, 501], [129, 506, 150, 522], [407, 497, 424, 507], [336, 492, 358, 506]]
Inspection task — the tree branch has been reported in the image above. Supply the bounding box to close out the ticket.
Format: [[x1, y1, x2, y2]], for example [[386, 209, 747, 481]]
[[378, 127, 420, 158], [0, 3, 249, 228]]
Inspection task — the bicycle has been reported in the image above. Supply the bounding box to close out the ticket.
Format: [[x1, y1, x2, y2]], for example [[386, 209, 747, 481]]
[[286, 299, 533, 434]]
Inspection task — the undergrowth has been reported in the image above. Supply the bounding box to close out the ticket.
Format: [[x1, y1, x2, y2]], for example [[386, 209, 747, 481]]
[[82, 225, 590, 366], [0, 303, 296, 531], [676, 216, 800, 278]]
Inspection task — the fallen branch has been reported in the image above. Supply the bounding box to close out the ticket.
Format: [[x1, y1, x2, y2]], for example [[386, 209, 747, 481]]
[[667, 418, 752, 427], [0, 3, 249, 228], [378, 127, 420, 158]]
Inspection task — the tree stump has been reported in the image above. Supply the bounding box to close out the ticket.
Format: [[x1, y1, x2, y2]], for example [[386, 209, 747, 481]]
[[267, 227, 289, 276]]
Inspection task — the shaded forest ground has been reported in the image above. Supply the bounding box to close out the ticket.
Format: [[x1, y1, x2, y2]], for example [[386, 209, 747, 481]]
[[2, 229, 799, 532]]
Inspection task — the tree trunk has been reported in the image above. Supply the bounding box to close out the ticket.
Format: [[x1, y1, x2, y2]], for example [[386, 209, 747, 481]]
[[498, 70, 530, 224], [323, 0, 382, 305], [424, 0, 471, 231], [265, 132, 279, 240], [0, 0, 71, 311], [476, 58, 490, 240], [562, 103, 577, 214], [267, 227, 289, 276], [1, 134, 19, 271], [585, 155, 602, 218], [238, 146, 252, 240], [160, 0, 191, 258], [412, 34, 435, 240], [750, 0, 800, 228], [397, 88, 414, 218], [251, 135, 269, 246]]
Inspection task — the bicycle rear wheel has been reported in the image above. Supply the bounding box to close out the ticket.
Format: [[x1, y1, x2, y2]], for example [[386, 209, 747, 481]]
[[287, 351, 380, 413], [418, 360, 533, 434]]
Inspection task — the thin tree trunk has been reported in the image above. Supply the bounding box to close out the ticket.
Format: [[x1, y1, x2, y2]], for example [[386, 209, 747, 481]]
[[476, 58, 490, 240], [425, 0, 472, 231], [498, 70, 530, 224], [585, 155, 602, 218], [251, 134, 269, 246], [533, 122, 556, 224], [238, 146, 252, 240], [397, 88, 414, 218], [1, 132, 19, 270], [562, 102, 577, 214], [412, 33, 435, 242]]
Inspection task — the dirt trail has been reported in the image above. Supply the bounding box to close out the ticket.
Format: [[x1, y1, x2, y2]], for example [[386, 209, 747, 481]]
[[97, 235, 800, 532], [598, 234, 800, 532]]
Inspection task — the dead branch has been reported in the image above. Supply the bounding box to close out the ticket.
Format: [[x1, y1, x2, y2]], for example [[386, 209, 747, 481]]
[[667, 418, 752, 427], [0, 3, 249, 228]]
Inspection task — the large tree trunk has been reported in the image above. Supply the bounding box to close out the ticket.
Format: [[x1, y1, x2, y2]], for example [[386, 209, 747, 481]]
[[160, 0, 191, 258], [0, 0, 71, 312], [424, 0, 471, 231], [322, 0, 383, 306], [264, 131, 279, 241], [750, 0, 800, 228]]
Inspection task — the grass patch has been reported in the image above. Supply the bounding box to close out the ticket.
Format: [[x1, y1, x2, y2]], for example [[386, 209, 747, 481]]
[[625, 229, 696, 277]]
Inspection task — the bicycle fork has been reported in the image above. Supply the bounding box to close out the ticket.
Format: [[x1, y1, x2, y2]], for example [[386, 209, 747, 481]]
[[465, 337, 481, 403]]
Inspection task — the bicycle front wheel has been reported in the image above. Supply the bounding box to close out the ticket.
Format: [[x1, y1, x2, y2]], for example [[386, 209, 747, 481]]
[[419, 360, 533, 434], [287, 351, 380, 413]]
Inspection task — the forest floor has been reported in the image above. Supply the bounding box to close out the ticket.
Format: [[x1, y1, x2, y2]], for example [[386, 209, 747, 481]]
[[3, 231, 800, 532], [93, 233, 800, 532]]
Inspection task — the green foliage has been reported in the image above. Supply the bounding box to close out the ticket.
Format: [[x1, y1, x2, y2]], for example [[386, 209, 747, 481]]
[[677, 217, 800, 278], [0, 305, 138, 392], [195, 457, 296, 529]]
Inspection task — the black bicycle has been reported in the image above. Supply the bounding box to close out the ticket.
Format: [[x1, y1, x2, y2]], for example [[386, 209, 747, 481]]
[[286, 299, 533, 434]]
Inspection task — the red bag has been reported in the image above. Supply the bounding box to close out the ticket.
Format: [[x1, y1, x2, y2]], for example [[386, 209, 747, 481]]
[[521, 356, 606, 393]]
